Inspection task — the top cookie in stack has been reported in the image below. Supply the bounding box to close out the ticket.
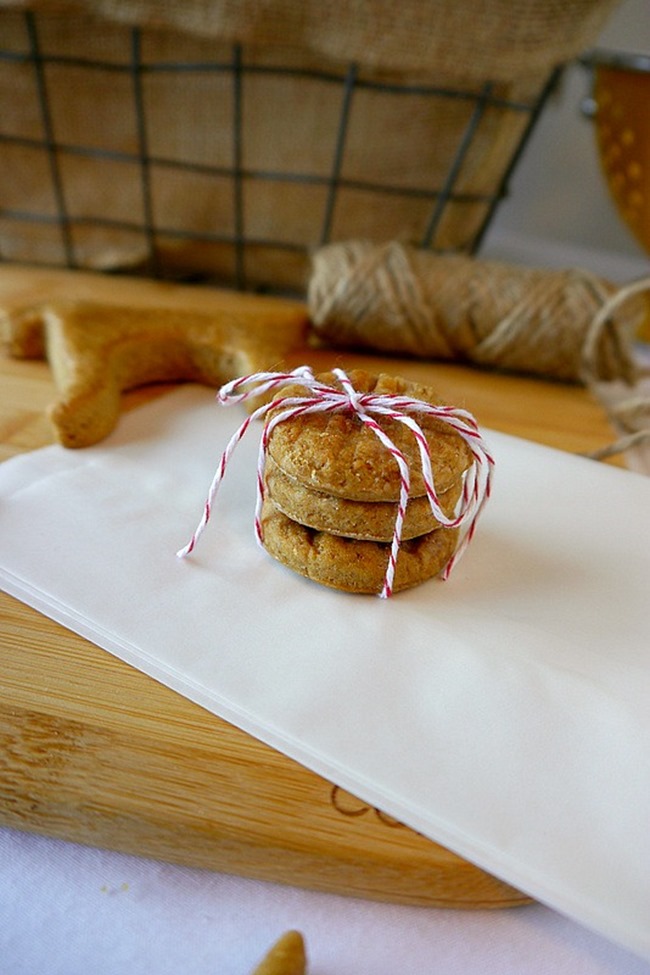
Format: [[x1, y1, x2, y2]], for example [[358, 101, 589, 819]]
[[259, 370, 473, 595]]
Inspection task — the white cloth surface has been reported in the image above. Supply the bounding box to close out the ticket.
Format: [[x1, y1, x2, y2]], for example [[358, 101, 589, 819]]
[[1, 386, 650, 960], [1, 824, 649, 975]]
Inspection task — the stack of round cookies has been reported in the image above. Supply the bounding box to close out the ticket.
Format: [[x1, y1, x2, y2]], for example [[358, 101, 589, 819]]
[[259, 370, 473, 595]]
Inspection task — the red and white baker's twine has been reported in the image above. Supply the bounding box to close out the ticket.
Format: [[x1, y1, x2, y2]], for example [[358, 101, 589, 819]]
[[177, 367, 495, 598]]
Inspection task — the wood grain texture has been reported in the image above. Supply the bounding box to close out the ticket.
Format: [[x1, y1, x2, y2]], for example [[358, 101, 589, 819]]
[[0, 264, 623, 910]]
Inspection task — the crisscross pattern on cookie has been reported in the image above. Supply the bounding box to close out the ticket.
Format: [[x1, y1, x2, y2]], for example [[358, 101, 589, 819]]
[[177, 367, 494, 597]]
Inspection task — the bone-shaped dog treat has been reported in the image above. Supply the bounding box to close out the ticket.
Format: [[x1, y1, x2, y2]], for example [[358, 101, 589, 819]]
[[3, 298, 308, 447]]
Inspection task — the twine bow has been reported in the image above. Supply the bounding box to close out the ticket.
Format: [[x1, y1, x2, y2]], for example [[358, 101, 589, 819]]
[[177, 367, 495, 597]]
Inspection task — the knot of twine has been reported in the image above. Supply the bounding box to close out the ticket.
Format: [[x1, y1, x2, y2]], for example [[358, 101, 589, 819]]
[[177, 366, 495, 598], [308, 241, 647, 385]]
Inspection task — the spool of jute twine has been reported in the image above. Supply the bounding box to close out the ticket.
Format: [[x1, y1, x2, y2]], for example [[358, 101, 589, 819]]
[[307, 240, 646, 385]]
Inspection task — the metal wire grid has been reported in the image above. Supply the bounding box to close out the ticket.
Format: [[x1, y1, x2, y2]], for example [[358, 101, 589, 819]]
[[0, 9, 559, 293]]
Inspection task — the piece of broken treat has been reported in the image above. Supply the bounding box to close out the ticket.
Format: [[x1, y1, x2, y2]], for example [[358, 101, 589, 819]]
[[2, 298, 307, 447], [251, 930, 306, 975], [178, 366, 494, 598]]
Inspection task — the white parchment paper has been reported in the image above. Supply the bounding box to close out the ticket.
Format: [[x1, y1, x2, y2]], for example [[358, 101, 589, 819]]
[[1, 386, 649, 958]]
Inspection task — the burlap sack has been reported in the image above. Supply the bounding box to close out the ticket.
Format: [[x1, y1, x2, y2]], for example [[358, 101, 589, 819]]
[[0, 0, 623, 292]]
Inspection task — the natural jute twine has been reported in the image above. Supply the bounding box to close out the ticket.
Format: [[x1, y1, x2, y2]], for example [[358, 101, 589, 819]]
[[308, 241, 644, 385]]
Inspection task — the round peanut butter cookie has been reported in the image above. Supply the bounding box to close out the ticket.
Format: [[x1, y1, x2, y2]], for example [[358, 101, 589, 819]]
[[264, 454, 463, 541], [266, 370, 472, 501], [260, 498, 460, 595]]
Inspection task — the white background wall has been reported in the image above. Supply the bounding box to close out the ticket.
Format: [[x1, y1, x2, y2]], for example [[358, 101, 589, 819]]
[[484, 0, 650, 278]]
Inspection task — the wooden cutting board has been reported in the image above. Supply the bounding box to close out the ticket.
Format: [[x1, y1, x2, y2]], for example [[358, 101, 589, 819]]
[[0, 265, 623, 910]]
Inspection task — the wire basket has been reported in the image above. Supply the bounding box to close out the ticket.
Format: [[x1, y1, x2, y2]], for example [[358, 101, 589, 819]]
[[0, 6, 594, 294]]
